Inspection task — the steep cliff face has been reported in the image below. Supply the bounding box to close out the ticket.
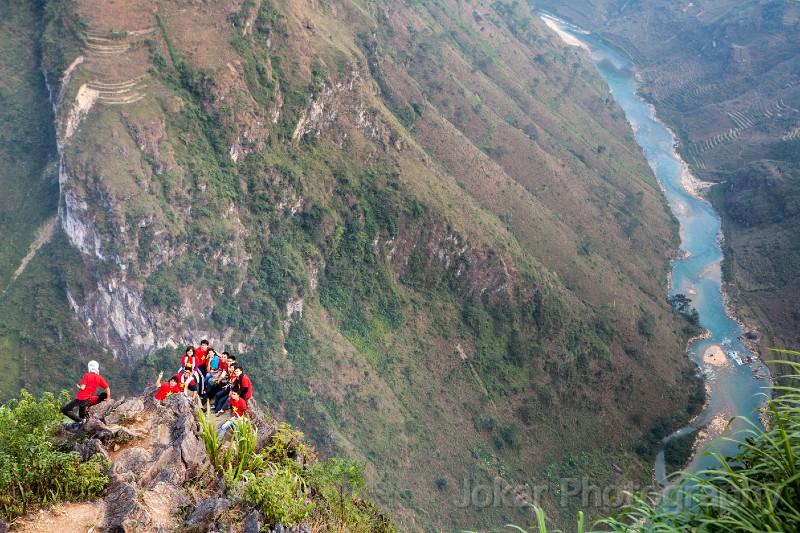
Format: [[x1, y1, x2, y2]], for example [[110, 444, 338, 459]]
[[21, 0, 704, 529], [47, 0, 540, 362]]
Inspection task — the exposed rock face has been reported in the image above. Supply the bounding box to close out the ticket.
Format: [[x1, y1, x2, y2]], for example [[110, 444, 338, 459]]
[[71, 279, 158, 365], [381, 221, 526, 305], [61, 389, 279, 532], [69, 392, 208, 531]]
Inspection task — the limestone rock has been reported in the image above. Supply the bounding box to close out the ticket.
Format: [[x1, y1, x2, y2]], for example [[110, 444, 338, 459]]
[[141, 481, 190, 530], [72, 389, 215, 531], [106, 397, 145, 425], [102, 481, 150, 532], [186, 497, 231, 529], [243, 510, 261, 533], [78, 437, 109, 462], [112, 446, 153, 477], [173, 412, 213, 480]]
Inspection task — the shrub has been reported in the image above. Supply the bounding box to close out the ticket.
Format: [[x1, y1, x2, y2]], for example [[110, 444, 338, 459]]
[[0, 390, 109, 519], [309, 457, 369, 528], [242, 467, 313, 527], [263, 422, 316, 465]]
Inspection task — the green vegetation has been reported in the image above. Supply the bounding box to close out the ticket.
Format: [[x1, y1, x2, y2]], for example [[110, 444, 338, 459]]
[[197, 409, 394, 531], [0, 389, 108, 520], [663, 428, 700, 476], [0, 0, 59, 285], [668, 293, 703, 339], [473, 358, 800, 532], [243, 467, 314, 527], [599, 359, 800, 531]]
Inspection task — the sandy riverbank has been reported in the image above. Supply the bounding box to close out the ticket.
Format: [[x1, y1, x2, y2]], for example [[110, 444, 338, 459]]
[[703, 344, 730, 368], [677, 156, 712, 200], [541, 17, 589, 50], [692, 408, 735, 457]]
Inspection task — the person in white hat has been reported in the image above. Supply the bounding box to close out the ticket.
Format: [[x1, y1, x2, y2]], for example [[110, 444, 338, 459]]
[[61, 360, 111, 427]]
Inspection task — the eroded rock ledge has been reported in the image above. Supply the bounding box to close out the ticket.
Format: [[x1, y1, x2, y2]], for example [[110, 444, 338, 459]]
[[57, 391, 277, 532]]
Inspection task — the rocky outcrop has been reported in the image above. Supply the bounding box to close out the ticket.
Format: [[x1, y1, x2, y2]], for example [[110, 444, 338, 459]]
[[61, 390, 279, 532], [380, 219, 529, 305], [66, 392, 209, 531]]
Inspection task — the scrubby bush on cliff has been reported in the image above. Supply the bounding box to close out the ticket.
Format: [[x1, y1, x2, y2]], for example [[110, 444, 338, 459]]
[[242, 468, 314, 527], [197, 408, 393, 531], [0, 390, 108, 519]]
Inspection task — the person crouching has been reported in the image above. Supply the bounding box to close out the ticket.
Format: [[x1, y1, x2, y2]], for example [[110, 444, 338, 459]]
[[216, 389, 249, 439], [61, 360, 111, 427]]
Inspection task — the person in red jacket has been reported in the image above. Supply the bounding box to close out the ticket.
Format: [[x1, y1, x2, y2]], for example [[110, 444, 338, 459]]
[[232, 366, 252, 402], [214, 358, 245, 414], [176, 365, 199, 399], [195, 339, 211, 376], [62, 360, 111, 426], [217, 389, 249, 439], [154, 371, 183, 401]]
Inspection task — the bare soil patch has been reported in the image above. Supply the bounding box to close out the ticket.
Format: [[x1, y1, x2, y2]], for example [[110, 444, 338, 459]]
[[13, 501, 105, 532], [156, 0, 241, 70], [76, 0, 156, 32]]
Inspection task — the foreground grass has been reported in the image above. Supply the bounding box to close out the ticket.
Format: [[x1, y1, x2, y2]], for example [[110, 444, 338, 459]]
[[197, 407, 395, 531], [468, 356, 800, 532]]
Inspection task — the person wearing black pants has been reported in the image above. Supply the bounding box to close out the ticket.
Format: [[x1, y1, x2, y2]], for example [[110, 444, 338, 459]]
[[62, 360, 111, 426]]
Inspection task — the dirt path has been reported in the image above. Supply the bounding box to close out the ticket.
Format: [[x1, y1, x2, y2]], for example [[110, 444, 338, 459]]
[[11, 215, 58, 283], [456, 343, 498, 412], [12, 501, 105, 532]]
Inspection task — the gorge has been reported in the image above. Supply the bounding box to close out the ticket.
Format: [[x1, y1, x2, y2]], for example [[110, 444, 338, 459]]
[[542, 14, 772, 483], [6, 0, 790, 529]]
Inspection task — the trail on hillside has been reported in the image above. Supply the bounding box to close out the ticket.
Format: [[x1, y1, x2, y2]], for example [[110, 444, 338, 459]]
[[4, 216, 58, 293], [457, 343, 498, 412], [13, 501, 105, 532]]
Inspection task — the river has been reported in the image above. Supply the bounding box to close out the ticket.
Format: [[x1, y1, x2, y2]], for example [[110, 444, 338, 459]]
[[541, 14, 771, 484]]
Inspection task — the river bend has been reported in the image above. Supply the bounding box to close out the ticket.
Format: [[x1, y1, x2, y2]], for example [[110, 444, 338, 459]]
[[542, 14, 771, 484]]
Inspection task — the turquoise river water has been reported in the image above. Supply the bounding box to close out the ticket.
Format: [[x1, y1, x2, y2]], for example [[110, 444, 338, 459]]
[[542, 15, 772, 484]]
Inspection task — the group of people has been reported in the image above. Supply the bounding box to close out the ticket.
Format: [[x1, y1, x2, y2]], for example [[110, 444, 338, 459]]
[[62, 339, 253, 438]]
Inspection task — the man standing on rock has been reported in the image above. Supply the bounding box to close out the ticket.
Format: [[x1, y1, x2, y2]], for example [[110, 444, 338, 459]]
[[62, 360, 111, 427]]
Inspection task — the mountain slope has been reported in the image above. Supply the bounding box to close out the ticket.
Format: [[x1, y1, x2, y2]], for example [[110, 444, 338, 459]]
[[0, 0, 703, 529]]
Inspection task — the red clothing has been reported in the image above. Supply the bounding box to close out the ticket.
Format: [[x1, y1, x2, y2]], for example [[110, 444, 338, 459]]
[[238, 374, 253, 401], [176, 372, 196, 390], [230, 396, 248, 419], [218, 361, 229, 374], [180, 353, 197, 371], [154, 382, 182, 401], [195, 345, 210, 366], [76, 372, 109, 401]]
